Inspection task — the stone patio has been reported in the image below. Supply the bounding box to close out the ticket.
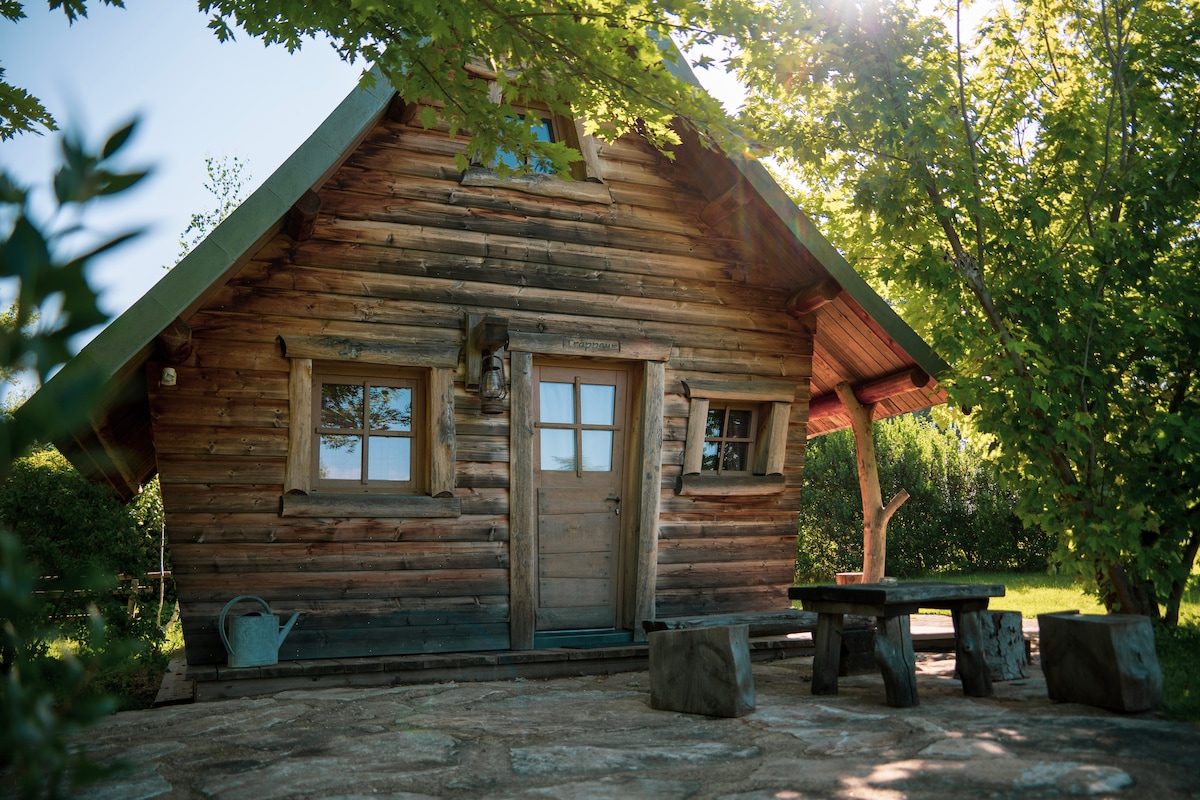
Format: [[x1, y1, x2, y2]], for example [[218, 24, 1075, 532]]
[[76, 626, 1198, 800]]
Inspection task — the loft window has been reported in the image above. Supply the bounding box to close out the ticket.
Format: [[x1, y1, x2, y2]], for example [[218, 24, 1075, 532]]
[[497, 115, 556, 175], [313, 368, 424, 493], [702, 406, 757, 474]]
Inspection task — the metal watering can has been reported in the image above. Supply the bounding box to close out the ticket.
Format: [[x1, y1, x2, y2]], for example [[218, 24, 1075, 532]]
[[219, 595, 300, 668]]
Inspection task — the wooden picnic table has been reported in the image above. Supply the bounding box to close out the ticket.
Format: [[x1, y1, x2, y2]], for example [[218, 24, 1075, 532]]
[[788, 581, 1006, 707]]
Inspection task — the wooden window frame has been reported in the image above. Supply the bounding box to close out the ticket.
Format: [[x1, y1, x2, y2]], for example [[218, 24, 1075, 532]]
[[278, 335, 460, 518], [311, 364, 426, 494], [460, 87, 613, 204], [698, 403, 759, 476], [677, 379, 795, 497]]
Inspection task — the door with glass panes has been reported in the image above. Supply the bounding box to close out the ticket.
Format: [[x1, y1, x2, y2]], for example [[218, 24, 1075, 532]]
[[532, 364, 629, 631]]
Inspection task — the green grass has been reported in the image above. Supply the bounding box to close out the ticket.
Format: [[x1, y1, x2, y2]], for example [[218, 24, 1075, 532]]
[[923, 570, 1199, 723], [922, 571, 1106, 618]]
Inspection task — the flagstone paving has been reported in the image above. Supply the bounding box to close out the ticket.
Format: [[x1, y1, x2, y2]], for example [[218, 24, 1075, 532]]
[[78, 651, 1199, 799]]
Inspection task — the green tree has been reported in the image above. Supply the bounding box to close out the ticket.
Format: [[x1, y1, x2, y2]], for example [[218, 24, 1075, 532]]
[[0, 447, 164, 655], [173, 155, 250, 265], [2, 0, 747, 171], [736, 0, 1200, 621]]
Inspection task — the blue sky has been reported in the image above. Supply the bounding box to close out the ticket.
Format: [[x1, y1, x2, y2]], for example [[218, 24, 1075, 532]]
[[1, 2, 739, 357], [1, 1, 362, 318]]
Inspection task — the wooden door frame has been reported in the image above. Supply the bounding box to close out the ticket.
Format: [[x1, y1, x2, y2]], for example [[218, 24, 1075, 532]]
[[509, 349, 665, 650]]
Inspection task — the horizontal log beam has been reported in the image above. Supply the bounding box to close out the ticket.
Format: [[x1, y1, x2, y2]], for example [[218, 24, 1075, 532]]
[[808, 367, 933, 421], [786, 278, 843, 316], [155, 316, 193, 364], [700, 179, 751, 228], [387, 95, 421, 125], [287, 189, 322, 242]]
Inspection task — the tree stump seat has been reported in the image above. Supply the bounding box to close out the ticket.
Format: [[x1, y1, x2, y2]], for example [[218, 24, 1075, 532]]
[[1038, 611, 1162, 712], [648, 624, 756, 717]]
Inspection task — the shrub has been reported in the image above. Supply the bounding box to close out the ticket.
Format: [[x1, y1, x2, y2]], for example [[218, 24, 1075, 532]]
[[0, 446, 165, 658], [797, 413, 1053, 581]]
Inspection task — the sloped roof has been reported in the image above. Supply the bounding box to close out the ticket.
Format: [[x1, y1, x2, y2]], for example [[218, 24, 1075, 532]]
[[18, 65, 946, 501]]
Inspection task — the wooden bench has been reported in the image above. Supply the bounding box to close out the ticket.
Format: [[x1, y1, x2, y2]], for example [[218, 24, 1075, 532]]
[[789, 581, 1005, 708], [643, 608, 877, 675]]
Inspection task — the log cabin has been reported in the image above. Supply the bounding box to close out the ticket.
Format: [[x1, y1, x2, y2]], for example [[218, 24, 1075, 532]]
[[20, 67, 947, 686]]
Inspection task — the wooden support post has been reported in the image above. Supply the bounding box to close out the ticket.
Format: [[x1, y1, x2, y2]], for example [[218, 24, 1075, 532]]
[[811, 613, 844, 695], [951, 606, 995, 698], [835, 381, 910, 583], [287, 189, 322, 242], [633, 360, 665, 641], [875, 614, 919, 707], [509, 351, 536, 650]]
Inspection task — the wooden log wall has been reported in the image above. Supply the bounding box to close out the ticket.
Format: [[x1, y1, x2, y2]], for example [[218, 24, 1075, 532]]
[[149, 111, 813, 666]]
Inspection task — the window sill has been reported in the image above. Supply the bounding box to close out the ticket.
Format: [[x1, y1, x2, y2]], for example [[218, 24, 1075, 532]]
[[460, 166, 612, 204], [674, 474, 787, 497], [280, 493, 462, 518]]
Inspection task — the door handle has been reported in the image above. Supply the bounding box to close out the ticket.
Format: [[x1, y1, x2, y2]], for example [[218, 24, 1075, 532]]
[[607, 495, 620, 515]]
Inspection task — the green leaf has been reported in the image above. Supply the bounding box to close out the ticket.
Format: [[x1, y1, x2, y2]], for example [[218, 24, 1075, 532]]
[[100, 119, 137, 160]]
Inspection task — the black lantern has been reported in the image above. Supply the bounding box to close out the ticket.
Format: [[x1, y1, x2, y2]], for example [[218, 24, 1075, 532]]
[[479, 350, 507, 415]]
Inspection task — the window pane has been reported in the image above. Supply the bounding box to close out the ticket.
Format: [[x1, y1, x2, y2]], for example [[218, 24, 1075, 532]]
[[701, 441, 720, 471], [497, 148, 521, 171], [531, 118, 555, 174], [539, 382, 575, 424], [540, 429, 577, 471], [532, 118, 554, 143], [706, 408, 724, 438], [581, 431, 613, 472], [498, 115, 556, 173], [368, 436, 411, 481], [369, 386, 412, 431], [321, 384, 363, 429], [727, 409, 753, 439], [722, 442, 750, 472], [580, 384, 615, 426], [319, 435, 362, 480]]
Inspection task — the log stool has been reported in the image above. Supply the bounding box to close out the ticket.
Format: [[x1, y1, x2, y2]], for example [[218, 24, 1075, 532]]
[[648, 624, 755, 717], [1038, 611, 1162, 712]]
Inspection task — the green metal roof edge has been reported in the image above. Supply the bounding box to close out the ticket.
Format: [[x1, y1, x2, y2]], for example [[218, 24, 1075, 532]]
[[20, 68, 395, 427], [661, 47, 949, 380]]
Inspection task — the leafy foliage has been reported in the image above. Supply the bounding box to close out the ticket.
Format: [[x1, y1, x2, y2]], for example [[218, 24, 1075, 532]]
[[0, 532, 128, 798], [797, 414, 1051, 581], [0, 447, 165, 655], [740, 0, 1200, 621], [0, 66, 57, 141], [1, 122, 143, 797], [1, 121, 147, 468], [3, 0, 750, 173]]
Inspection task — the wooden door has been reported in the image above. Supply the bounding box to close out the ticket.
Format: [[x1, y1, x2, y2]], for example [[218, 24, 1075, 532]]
[[533, 364, 629, 631]]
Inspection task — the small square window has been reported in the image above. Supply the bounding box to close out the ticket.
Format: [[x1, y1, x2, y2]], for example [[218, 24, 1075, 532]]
[[677, 380, 794, 496], [701, 406, 757, 474]]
